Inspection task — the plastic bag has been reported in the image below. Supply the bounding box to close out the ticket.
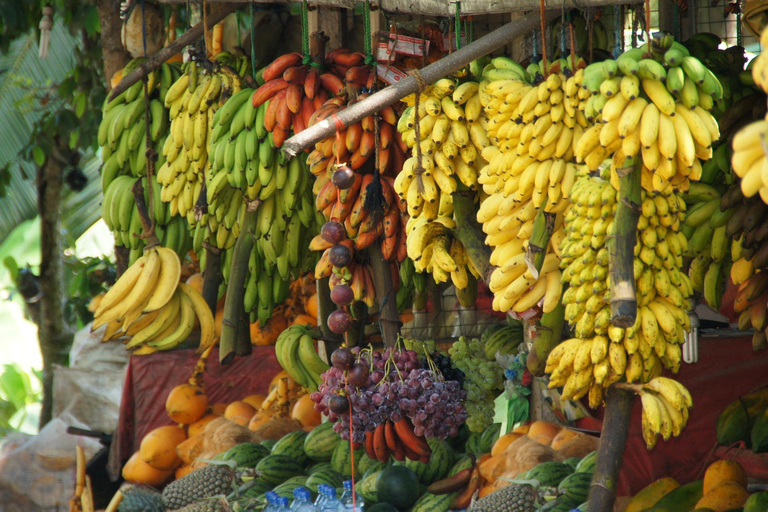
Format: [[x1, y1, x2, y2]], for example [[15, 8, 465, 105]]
[[0, 413, 101, 511], [53, 364, 125, 434]]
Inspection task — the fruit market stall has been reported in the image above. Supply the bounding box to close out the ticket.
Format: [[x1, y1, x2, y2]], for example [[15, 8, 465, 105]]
[[23, 0, 768, 511]]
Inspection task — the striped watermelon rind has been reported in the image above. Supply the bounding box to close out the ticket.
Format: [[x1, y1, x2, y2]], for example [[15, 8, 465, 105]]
[[271, 430, 309, 464], [304, 422, 340, 461], [255, 454, 304, 485]]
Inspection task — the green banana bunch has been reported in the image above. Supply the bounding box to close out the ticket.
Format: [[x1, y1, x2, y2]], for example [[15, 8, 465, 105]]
[[275, 325, 328, 391], [157, 53, 249, 228]]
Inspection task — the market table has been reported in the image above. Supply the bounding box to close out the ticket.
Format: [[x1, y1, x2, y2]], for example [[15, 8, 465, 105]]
[[107, 346, 281, 479], [584, 334, 768, 496]]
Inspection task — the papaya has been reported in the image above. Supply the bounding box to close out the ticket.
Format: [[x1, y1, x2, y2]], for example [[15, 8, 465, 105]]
[[643, 480, 704, 512], [695, 482, 749, 512], [703, 460, 748, 494], [626, 477, 680, 512], [751, 407, 768, 453], [716, 389, 768, 446]]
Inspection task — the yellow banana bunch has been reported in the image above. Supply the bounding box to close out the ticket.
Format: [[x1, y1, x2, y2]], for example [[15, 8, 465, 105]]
[[158, 57, 244, 227], [575, 47, 722, 194], [749, 26, 768, 94], [549, 174, 692, 408], [93, 247, 215, 354], [404, 216, 480, 290], [730, 120, 768, 201], [477, 64, 588, 313], [397, 78, 488, 291], [639, 378, 693, 449]]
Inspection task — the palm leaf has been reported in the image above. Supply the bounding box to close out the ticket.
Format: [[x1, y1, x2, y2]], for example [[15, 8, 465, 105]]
[[0, 24, 105, 244]]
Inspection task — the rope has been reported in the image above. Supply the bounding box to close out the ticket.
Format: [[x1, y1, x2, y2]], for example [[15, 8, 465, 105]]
[[364, 0, 375, 65], [236, 10, 241, 48], [644, 0, 651, 53], [560, 4, 567, 57], [586, 6, 593, 63], [736, 9, 743, 48], [569, 21, 576, 64], [540, 0, 548, 74], [250, 4, 257, 79], [347, 379, 357, 512], [203, 0, 211, 58], [455, 2, 462, 50]]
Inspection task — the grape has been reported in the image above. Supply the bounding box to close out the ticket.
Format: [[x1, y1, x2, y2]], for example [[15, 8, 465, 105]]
[[449, 336, 504, 432]]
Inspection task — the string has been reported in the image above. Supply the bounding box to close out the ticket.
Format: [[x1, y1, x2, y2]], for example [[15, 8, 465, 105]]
[[347, 378, 357, 512], [363, 0, 375, 65], [569, 20, 576, 65], [539, 0, 548, 75], [644, 0, 651, 53], [250, 4, 257, 79]]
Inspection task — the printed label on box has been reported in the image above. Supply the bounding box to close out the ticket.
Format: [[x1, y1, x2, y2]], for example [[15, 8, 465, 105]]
[[377, 64, 407, 85], [390, 33, 429, 57]]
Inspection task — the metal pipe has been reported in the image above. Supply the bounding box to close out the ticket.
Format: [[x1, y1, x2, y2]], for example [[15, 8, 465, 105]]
[[282, 10, 559, 157]]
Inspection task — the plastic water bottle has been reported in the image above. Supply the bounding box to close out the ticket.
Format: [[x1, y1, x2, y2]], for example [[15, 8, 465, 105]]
[[276, 496, 292, 512], [264, 491, 278, 512], [321, 486, 341, 512], [294, 489, 317, 512], [314, 485, 329, 509], [291, 487, 308, 511], [338, 480, 364, 511]]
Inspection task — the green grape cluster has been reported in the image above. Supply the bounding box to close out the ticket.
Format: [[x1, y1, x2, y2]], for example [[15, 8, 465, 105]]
[[449, 336, 504, 432]]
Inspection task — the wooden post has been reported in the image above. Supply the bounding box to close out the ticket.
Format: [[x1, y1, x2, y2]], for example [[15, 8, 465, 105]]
[[37, 150, 72, 428], [202, 247, 223, 315], [309, 6, 344, 50], [588, 387, 635, 511], [220, 203, 259, 364], [608, 156, 642, 327], [368, 243, 400, 347]]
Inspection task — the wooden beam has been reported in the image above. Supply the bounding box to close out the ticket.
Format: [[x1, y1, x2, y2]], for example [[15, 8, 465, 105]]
[[108, 3, 240, 101]]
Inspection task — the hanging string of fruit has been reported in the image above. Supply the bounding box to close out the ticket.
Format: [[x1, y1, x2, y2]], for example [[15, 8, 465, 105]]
[[99, 59, 191, 264]]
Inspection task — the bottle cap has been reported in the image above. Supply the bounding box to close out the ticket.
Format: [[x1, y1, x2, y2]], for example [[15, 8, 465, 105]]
[[343, 480, 353, 491]]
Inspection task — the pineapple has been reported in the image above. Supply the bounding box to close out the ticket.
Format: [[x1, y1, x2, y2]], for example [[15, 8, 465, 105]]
[[175, 497, 231, 512], [469, 484, 538, 512], [117, 486, 165, 512], [162, 465, 235, 510]]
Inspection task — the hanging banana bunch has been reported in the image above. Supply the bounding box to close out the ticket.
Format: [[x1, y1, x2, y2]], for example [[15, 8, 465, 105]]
[[574, 35, 722, 193], [158, 52, 249, 228], [99, 59, 188, 264], [206, 85, 320, 324], [476, 55, 587, 313]]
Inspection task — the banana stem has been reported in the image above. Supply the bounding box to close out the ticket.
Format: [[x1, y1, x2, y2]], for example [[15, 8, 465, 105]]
[[131, 179, 160, 248], [452, 190, 494, 283], [587, 386, 634, 512], [608, 156, 642, 327], [202, 246, 222, 315], [526, 209, 556, 278], [526, 301, 565, 376], [220, 202, 259, 364]]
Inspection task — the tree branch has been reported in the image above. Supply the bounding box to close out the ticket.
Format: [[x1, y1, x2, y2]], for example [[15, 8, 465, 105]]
[[452, 191, 493, 283]]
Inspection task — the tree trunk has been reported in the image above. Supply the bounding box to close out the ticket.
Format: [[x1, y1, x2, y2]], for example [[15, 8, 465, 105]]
[[37, 151, 72, 429], [368, 243, 400, 347], [96, 0, 131, 90]]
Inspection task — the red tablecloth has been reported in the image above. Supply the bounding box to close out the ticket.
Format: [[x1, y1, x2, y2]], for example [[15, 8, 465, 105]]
[[581, 335, 768, 496], [108, 346, 281, 478]]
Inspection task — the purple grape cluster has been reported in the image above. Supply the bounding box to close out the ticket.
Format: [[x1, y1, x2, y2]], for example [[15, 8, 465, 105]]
[[309, 346, 467, 441]]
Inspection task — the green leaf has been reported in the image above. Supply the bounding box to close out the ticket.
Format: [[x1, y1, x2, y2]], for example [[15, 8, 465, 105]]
[[74, 92, 86, 118], [83, 6, 100, 37], [32, 146, 45, 167], [69, 127, 80, 149], [0, 364, 30, 410]]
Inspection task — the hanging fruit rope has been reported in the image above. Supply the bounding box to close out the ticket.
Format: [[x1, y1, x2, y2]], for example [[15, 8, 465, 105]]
[[539, 0, 548, 74]]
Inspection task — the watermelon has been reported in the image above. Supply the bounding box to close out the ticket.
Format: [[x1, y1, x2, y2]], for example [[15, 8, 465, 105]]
[[304, 422, 340, 461], [357, 469, 382, 503], [307, 461, 333, 475], [239, 478, 274, 498], [539, 496, 581, 511], [271, 430, 309, 464], [479, 423, 502, 453], [376, 466, 420, 510], [366, 504, 398, 512], [448, 454, 474, 476], [575, 451, 597, 474], [563, 457, 581, 470], [527, 462, 574, 486], [557, 471, 592, 504], [464, 432, 484, 454], [220, 442, 270, 467], [331, 438, 364, 479], [405, 438, 454, 484], [272, 475, 309, 499], [409, 491, 455, 512], [362, 460, 387, 480], [447, 424, 471, 451], [255, 454, 305, 485], [357, 454, 384, 477], [305, 467, 343, 494], [261, 439, 277, 451]]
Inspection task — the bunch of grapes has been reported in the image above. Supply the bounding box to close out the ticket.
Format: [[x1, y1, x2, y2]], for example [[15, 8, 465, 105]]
[[449, 336, 504, 432], [421, 351, 465, 387], [310, 346, 467, 441]]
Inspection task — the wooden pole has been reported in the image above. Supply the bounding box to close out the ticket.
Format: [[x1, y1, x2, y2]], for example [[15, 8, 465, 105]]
[[588, 387, 635, 511], [368, 243, 400, 347], [108, 3, 240, 101], [220, 202, 259, 364], [282, 11, 559, 156], [608, 156, 642, 327], [202, 246, 223, 315], [452, 191, 493, 283]]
